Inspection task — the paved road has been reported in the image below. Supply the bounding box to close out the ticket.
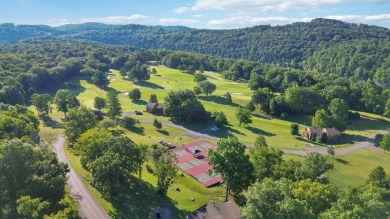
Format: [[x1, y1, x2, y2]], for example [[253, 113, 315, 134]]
[[282, 130, 388, 156], [52, 136, 110, 219], [139, 120, 388, 156]]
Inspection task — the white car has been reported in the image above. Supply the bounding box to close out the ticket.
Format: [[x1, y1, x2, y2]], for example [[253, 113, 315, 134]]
[[210, 126, 220, 132]]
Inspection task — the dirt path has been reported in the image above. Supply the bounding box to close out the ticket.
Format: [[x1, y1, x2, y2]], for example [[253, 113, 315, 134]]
[[139, 120, 388, 156], [52, 136, 109, 219]]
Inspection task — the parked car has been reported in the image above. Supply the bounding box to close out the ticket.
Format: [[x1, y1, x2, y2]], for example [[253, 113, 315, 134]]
[[135, 110, 143, 115], [210, 126, 220, 132]]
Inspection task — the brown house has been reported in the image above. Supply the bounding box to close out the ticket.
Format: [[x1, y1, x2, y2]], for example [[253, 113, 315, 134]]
[[146, 102, 165, 115], [303, 127, 340, 143]]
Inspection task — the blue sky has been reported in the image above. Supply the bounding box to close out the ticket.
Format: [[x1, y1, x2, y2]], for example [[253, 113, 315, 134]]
[[1, 0, 390, 29]]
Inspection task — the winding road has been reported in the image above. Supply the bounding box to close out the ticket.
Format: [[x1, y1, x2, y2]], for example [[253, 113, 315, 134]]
[[52, 136, 109, 219]]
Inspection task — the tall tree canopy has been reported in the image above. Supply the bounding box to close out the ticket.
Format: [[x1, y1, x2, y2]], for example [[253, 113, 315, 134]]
[[163, 89, 208, 122], [208, 137, 254, 202], [106, 91, 122, 119]]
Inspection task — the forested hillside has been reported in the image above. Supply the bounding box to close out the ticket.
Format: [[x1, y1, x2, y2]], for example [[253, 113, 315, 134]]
[[0, 19, 389, 80], [0, 38, 389, 116]]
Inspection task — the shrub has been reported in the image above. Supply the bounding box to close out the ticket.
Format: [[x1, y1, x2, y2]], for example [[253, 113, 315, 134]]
[[348, 111, 361, 120], [316, 136, 322, 143], [153, 118, 162, 129], [280, 112, 289, 120], [120, 116, 137, 129], [290, 123, 299, 135]]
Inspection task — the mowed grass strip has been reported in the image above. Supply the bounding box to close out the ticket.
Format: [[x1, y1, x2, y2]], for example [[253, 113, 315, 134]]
[[325, 149, 390, 188]]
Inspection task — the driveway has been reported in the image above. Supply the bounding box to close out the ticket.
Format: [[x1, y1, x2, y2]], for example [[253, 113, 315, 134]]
[[139, 120, 388, 157], [52, 136, 109, 219]]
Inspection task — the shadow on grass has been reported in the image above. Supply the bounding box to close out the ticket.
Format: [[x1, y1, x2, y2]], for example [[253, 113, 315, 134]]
[[157, 129, 169, 136], [100, 86, 118, 94], [285, 114, 312, 126], [252, 112, 272, 120], [39, 76, 87, 97], [135, 81, 164, 89], [132, 100, 148, 105], [107, 177, 190, 219], [335, 158, 349, 165], [246, 126, 275, 137], [170, 119, 211, 133], [233, 193, 247, 207], [111, 129, 125, 136], [337, 133, 367, 145], [41, 116, 61, 129], [198, 95, 241, 107], [128, 126, 145, 136]]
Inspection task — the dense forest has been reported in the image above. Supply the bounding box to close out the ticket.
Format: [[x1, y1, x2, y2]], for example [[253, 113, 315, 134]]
[[0, 19, 389, 80], [0, 38, 389, 117]]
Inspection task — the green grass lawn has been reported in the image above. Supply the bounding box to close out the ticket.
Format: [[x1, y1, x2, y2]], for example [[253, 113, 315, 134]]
[[70, 67, 314, 150], [48, 66, 389, 151], [325, 149, 390, 188], [36, 65, 390, 217]]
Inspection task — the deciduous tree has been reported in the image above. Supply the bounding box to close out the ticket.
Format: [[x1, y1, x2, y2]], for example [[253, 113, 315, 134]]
[[208, 137, 254, 202], [379, 133, 390, 153], [106, 91, 122, 119], [63, 107, 98, 144], [235, 107, 252, 127], [94, 96, 106, 110], [129, 88, 141, 101], [214, 111, 228, 128], [193, 72, 207, 82], [31, 93, 52, 116], [198, 80, 217, 96], [54, 89, 78, 116], [155, 153, 177, 197]]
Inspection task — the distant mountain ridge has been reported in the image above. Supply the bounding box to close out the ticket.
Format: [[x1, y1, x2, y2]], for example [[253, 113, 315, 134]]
[[0, 19, 389, 78]]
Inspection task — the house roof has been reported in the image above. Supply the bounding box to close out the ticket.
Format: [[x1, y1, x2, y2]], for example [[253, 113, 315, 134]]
[[147, 102, 165, 109], [307, 127, 323, 135], [323, 128, 340, 136], [146, 102, 158, 108], [156, 103, 165, 109]]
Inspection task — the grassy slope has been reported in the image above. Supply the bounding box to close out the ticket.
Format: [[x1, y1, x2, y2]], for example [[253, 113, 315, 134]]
[[37, 65, 390, 217], [283, 150, 390, 188], [102, 67, 312, 150], [326, 150, 390, 188]]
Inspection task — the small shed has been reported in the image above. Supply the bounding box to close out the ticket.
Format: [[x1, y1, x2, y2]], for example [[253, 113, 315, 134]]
[[146, 102, 165, 114]]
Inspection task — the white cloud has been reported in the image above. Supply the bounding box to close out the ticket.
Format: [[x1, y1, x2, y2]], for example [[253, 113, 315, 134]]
[[193, 14, 207, 18], [192, 0, 387, 13], [174, 7, 189, 14], [80, 14, 154, 25], [48, 18, 72, 26], [159, 18, 199, 26]]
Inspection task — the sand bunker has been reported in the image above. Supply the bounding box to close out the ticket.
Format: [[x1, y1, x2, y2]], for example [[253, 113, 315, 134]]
[[233, 92, 242, 95]]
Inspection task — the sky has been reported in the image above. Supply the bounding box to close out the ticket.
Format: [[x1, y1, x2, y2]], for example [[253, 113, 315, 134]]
[[1, 0, 390, 29]]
